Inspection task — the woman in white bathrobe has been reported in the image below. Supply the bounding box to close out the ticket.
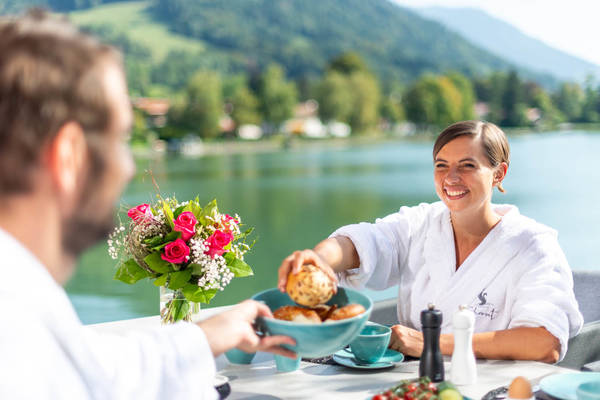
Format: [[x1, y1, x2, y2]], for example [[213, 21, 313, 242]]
[[278, 120, 582, 363]]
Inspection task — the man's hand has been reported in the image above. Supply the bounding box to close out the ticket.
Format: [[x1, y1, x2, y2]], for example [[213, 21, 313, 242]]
[[277, 249, 338, 293], [198, 300, 297, 359], [389, 324, 424, 357]]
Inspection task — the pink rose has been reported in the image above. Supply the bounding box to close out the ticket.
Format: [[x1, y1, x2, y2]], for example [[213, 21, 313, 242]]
[[205, 230, 234, 258], [161, 238, 190, 264], [127, 204, 152, 221], [223, 214, 237, 223], [174, 211, 198, 241]]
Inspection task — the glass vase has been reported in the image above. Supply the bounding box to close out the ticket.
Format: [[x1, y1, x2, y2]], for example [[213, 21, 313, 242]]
[[159, 286, 201, 324]]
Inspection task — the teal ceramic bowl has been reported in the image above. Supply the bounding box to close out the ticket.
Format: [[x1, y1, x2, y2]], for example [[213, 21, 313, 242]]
[[252, 287, 373, 358], [577, 381, 600, 400], [224, 348, 256, 364]]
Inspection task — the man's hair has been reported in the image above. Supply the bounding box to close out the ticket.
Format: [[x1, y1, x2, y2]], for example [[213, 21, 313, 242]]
[[0, 9, 122, 194]]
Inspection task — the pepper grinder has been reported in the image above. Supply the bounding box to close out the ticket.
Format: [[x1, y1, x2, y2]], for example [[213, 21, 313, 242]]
[[450, 305, 477, 385], [419, 303, 444, 382]]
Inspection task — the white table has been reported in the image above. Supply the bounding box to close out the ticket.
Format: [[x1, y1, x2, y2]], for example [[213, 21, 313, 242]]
[[215, 353, 572, 399], [87, 309, 574, 400]]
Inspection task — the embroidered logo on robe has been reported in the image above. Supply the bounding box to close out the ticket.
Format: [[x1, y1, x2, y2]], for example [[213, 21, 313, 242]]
[[471, 289, 498, 320]]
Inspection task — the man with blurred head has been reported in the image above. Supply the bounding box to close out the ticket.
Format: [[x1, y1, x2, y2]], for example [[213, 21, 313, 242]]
[[0, 10, 294, 399]]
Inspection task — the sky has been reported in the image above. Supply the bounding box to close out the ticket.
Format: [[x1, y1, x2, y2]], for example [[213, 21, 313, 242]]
[[392, 0, 600, 66]]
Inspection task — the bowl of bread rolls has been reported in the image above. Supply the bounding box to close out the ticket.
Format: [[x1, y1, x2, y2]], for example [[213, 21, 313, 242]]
[[252, 264, 372, 358]]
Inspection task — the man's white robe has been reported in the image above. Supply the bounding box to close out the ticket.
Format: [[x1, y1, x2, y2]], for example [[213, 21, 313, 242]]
[[0, 228, 218, 399]]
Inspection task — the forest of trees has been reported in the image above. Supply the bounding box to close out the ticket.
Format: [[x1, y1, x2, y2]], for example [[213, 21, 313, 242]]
[[128, 49, 600, 142], [3, 0, 599, 142]]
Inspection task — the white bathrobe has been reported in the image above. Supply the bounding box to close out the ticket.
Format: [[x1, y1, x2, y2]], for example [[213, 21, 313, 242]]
[[0, 228, 218, 400], [332, 202, 583, 360]]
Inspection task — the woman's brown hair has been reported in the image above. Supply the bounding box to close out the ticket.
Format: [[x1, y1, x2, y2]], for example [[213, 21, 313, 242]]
[[433, 120, 510, 192]]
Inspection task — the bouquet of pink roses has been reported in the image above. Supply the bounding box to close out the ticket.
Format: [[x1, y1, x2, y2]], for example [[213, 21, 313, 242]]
[[109, 197, 254, 323]]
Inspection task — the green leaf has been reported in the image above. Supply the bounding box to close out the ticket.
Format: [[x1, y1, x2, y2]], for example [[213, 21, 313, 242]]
[[191, 197, 203, 220], [182, 284, 218, 303], [183, 201, 193, 214], [144, 235, 164, 248], [153, 273, 169, 287], [168, 269, 192, 290], [225, 253, 254, 277], [173, 205, 186, 219], [165, 231, 181, 241], [144, 252, 171, 274], [114, 259, 150, 284], [151, 242, 169, 251], [161, 200, 175, 229], [199, 199, 218, 225], [189, 263, 204, 275], [173, 298, 190, 322]]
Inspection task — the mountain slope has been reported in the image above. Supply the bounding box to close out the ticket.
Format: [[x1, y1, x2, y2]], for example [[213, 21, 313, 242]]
[[415, 6, 600, 82], [69, 2, 203, 62], [149, 0, 554, 85], [3, 0, 558, 87]]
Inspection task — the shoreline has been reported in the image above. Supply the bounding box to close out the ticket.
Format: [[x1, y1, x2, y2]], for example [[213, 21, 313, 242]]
[[132, 123, 600, 159]]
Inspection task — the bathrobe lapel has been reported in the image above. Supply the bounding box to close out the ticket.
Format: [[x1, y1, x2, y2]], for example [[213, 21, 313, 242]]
[[410, 206, 528, 330]]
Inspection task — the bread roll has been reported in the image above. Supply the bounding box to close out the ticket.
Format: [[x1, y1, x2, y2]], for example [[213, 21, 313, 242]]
[[311, 304, 337, 321], [273, 305, 321, 324], [286, 264, 334, 307], [326, 304, 366, 321]]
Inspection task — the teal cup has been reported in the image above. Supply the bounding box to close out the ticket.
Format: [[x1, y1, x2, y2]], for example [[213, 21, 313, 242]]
[[224, 348, 256, 364], [577, 381, 600, 400], [274, 354, 301, 372], [349, 322, 391, 364]]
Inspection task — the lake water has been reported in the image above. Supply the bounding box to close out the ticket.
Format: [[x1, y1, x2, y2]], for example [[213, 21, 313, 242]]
[[66, 130, 600, 324]]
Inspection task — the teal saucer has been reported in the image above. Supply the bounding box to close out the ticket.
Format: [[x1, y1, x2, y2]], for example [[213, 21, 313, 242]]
[[333, 348, 404, 370]]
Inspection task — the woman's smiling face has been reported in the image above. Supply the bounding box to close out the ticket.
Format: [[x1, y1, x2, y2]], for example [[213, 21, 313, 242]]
[[434, 135, 501, 215]]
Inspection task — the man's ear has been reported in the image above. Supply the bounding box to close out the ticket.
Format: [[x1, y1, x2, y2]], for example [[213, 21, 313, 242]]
[[47, 122, 87, 197]]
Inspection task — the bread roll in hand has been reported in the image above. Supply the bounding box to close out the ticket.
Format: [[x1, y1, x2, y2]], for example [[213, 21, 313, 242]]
[[286, 264, 335, 307], [273, 305, 321, 324], [326, 304, 366, 321]]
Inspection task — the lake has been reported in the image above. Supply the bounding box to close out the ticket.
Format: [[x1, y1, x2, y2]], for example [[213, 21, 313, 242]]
[[66, 130, 600, 324]]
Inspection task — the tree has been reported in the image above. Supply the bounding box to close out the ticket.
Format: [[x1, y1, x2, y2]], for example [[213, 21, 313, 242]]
[[258, 64, 298, 128], [581, 76, 600, 123], [316, 71, 353, 123], [327, 51, 369, 75], [501, 71, 528, 127], [530, 86, 564, 125], [347, 72, 381, 133], [553, 82, 584, 122], [403, 75, 462, 128], [447, 72, 475, 120], [175, 70, 223, 139], [231, 86, 261, 126]]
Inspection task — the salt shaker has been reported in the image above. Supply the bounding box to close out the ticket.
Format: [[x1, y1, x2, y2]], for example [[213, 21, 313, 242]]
[[419, 303, 444, 382], [450, 305, 477, 385]]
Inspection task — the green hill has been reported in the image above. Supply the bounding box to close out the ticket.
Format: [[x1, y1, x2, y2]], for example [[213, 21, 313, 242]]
[[69, 1, 203, 62], [3, 0, 557, 89], [149, 0, 554, 85]]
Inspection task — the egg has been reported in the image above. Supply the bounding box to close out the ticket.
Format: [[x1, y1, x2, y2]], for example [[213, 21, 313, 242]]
[[508, 376, 533, 399], [286, 264, 334, 307]]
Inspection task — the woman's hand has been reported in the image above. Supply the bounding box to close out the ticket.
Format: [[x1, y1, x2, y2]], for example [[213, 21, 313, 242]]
[[389, 324, 424, 357], [198, 300, 297, 358], [277, 249, 338, 293]]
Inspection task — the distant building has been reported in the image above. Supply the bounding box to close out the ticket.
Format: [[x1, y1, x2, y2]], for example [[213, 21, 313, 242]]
[[133, 98, 170, 128], [238, 124, 263, 140], [283, 99, 328, 138], [474, 102, 489, 120], [526, 107, 542, 123]]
